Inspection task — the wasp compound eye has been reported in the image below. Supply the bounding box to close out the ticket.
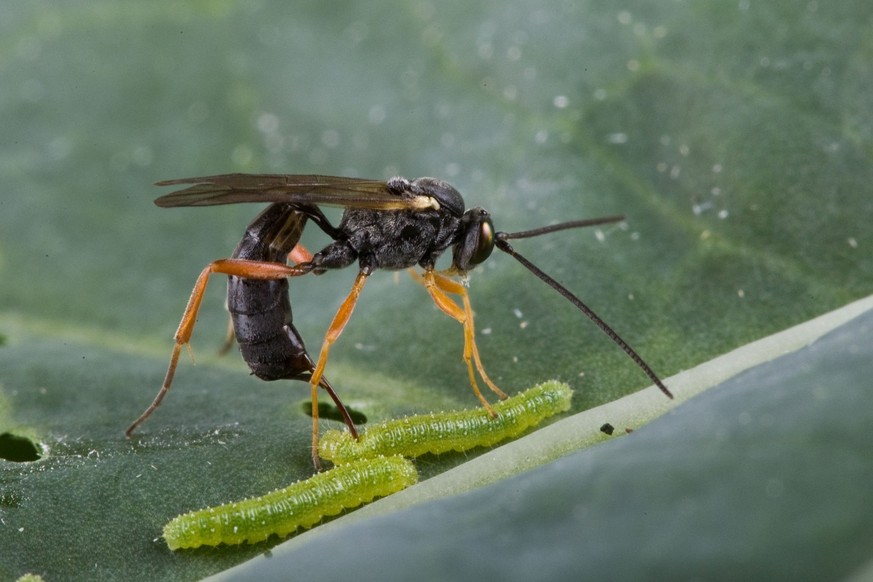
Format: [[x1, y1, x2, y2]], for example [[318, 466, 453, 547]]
[[453, 208, 494, 272], [471, 214, 495, 266]]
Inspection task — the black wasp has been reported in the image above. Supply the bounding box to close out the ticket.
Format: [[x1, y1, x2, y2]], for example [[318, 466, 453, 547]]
[[126, 174, 672, 468]]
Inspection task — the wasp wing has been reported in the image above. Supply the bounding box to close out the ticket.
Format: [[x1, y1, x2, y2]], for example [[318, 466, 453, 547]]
[[155, 174, 437, 211]]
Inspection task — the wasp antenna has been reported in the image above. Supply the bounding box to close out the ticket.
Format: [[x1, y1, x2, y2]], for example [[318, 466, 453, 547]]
[[500, 215, 625, 240], [493, 236, 673, 399]]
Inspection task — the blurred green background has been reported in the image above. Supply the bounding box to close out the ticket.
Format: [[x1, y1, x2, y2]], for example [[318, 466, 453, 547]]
[[1, 1, 871, 580]]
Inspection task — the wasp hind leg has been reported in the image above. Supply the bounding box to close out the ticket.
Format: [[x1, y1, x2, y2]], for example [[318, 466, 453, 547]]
[[217, 243, 313, 358], [125, 258, 313, 437]]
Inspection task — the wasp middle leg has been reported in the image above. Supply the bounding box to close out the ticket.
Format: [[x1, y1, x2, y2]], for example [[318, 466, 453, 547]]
[[307, 270, 370, 464]]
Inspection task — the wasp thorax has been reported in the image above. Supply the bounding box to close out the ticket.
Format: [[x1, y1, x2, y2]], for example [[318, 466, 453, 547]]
[[409, 177, 466, 217]]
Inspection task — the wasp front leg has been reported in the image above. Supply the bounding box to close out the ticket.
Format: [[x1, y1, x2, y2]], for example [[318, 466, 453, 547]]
[[413, 269, 508, 416]]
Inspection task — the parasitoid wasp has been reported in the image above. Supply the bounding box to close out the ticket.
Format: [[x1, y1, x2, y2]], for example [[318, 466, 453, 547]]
[[126, 174, 672, 468]]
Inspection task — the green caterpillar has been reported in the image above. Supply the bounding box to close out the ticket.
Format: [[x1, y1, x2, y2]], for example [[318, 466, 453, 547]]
[[319, 381, 573, 464], [163, 455, 417, 550]]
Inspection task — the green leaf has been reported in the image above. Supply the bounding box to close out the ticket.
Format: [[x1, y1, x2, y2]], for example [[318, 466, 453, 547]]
[[1, 1, 871, 580], [212, 298, 873, 581]]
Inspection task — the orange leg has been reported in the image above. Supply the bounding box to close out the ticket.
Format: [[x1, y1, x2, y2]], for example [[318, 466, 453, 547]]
[[289, 243, 313, 265], [125, 258, 311, 437], [217, 245, 313, 357], [413, 269, 508, 416], [309, 271, 369, 464]]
